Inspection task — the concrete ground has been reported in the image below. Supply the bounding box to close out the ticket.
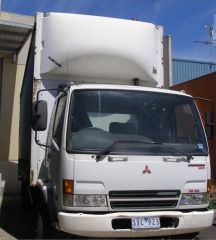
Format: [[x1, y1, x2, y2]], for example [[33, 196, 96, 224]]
[[0, 195, 35, 239], [0, 195, 215, 240]]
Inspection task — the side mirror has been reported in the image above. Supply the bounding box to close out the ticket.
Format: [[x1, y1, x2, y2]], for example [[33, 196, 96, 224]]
[[32, 100, 48, 131], [205, 111, 214, 139]]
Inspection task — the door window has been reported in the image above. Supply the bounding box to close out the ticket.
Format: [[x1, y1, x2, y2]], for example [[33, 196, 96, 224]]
[[53, 95, 67, 146], [175, 104, 198, 143]]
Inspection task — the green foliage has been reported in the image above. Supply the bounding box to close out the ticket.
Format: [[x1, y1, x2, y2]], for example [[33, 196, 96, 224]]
[[209, 193, 216, 209], [209, 200, 216, 209]]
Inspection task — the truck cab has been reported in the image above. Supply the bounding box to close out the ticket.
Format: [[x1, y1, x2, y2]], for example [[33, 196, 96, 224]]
[[45, 84, 212, 238]]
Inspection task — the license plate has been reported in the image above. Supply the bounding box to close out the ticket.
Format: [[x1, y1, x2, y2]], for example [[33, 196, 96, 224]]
[[131, 217, 160, 229]]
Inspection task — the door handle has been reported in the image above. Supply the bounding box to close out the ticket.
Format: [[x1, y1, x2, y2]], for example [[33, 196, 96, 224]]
[[108, 156, 128, 162], [163, 156, 190, 163]]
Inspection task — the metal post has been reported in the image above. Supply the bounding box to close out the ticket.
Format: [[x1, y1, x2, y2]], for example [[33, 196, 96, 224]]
[[163, 35, 173, 88]]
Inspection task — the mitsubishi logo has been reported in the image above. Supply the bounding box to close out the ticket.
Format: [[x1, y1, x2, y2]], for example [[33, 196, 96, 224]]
[[143, 165, 151, 174]]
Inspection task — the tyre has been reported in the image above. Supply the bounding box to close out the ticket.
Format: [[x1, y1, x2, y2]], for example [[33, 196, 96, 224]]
[[35, 209, 53, 239]]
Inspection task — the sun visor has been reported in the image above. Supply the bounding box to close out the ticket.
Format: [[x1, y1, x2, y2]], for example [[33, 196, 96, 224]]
[[34, 13, 163, 87]]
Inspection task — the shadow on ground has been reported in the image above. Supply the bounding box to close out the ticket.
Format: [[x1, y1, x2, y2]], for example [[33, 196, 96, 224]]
[[0, 195, 35, 239], [0, 195, 81, 239]]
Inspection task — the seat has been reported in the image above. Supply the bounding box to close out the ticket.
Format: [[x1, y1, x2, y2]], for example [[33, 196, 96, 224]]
[[109, 122, 136, 134]]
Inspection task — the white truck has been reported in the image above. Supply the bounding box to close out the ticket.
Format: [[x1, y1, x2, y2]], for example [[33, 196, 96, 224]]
[[19, 12, 214, 239]]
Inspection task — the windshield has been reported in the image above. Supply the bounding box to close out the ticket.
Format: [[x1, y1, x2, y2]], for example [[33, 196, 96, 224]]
[[66, 89, 208, 156]]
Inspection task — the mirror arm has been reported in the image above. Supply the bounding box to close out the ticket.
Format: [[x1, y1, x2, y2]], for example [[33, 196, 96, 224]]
[[35, 131, 51, 148], [36, 88, 67, 103]]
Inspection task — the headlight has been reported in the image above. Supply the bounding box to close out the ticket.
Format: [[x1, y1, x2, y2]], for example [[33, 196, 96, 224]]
[[180, 193, 210, 205], [74, 194, 107, 207], [63, 194, 107, 207]]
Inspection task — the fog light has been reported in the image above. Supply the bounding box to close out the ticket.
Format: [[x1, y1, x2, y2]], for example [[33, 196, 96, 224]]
[[63, 194, 73, 206]]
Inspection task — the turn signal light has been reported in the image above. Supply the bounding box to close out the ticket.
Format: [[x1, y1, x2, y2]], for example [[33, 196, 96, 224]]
[[63, 179, 74, 194]]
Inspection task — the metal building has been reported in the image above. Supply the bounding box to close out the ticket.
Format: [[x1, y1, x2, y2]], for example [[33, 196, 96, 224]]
[[0, 11, 33, 194], [172, 58, 216, 85]]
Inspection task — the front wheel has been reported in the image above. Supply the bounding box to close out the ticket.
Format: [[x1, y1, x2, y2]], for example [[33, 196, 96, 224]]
[[35, 210, 53, 239]]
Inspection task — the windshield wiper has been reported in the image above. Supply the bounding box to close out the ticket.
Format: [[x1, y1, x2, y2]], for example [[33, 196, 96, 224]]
[[96, 140, 161, 162], [96, 140, 195, 162]]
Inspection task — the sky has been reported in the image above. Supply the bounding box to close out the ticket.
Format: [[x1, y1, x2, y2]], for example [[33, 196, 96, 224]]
[[1, 0, 216, 62]]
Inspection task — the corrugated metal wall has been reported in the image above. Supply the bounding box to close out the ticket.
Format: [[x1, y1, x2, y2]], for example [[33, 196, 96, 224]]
[[172, 58, 216, 85]]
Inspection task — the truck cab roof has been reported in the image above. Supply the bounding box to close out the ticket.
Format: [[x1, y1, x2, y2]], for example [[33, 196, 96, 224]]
[[68, 83, 191, 98]]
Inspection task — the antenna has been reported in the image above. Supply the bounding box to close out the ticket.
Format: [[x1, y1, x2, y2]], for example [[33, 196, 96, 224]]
[[213, 14, 216, 41], [194, 14, 216, 67]]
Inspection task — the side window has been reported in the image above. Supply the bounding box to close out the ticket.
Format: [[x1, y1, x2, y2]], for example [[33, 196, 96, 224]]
[[175, 104, 197, 143], [53, 95, 67, 146]]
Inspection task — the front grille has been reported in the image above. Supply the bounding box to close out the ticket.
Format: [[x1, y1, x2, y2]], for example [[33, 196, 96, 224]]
[[112, 217, 179, 230], [110, 200, 178, 209], [109, 190, 180, 199], [109, 190, 180, 210]]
